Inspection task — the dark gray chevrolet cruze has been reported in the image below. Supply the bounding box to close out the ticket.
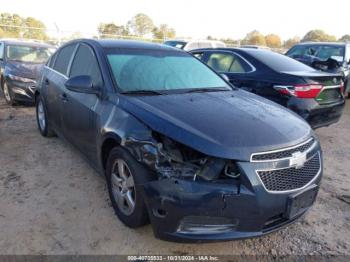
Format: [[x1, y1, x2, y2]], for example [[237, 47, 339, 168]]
[[35, 39, 322, 242]]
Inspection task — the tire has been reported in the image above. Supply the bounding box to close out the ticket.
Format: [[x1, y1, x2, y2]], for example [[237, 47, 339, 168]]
[[106, 146, 155, 228], [35, 95, 55, 137], [2, 81, 15, 106]]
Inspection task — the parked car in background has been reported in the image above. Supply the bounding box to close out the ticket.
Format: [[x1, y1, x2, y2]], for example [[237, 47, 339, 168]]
[[164, 39, 226, 51], [190, 48, 345, 129], [286, 42, 350, 97], [36, 39, 322, 242], [0, 39, 54, 105]]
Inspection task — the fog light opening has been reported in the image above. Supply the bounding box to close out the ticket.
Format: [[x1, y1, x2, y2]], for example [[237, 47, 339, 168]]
[[177, 216, 238, 235], [153, 208, 167, 218]]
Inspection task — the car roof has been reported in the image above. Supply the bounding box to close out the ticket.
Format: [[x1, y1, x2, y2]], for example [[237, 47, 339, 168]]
[[0, 39, 53, 48], [73, 39, 178, 51]]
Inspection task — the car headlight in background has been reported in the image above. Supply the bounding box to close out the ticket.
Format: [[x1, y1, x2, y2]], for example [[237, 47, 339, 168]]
[[8, 74, 36, 84]]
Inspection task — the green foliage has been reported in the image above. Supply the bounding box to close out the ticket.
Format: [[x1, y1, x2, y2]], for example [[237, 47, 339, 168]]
[[152, 24, 176, 40], [0, 13, 48, 40], [127, 13, 154, 37], [339, 34, 350, 42], [97, 23, 129, 38], [242, 30, 266, 46], [302, 30, 336, 42], [265, 34, 282, 48]]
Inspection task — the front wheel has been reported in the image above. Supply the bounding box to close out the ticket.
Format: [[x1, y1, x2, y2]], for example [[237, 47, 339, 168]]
[[106, 147, 154, 228], [2, 82, 15, 105], [36, 96, 55, 137]]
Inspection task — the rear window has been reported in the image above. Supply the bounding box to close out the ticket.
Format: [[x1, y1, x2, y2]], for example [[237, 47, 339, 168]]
[[249, 50, 315, 72]]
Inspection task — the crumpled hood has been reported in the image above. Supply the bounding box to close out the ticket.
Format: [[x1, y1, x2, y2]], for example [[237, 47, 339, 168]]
[[119, 90, 313, 161], [6, 61, 43, 80]]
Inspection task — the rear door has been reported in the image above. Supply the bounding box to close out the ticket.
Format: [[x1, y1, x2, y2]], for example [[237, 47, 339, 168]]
[[61, 43, 103, 162], [45, 44, 77, 132]]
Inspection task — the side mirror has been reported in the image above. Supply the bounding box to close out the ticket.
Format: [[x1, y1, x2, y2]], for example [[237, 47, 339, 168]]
[[65, 75, 100, 95], [220, 73, 230, 82]]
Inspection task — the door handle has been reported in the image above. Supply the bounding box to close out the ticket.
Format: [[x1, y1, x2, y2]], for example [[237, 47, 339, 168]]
[[60, 93, 68, 102]]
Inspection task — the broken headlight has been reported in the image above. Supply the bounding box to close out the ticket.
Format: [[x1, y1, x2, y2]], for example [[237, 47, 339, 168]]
[[124, 133, 240, 181]]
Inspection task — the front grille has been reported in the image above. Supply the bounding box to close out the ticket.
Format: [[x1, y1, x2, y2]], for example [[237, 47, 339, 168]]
[[257, 152, 321, 192], [251, 138, 315, 161]]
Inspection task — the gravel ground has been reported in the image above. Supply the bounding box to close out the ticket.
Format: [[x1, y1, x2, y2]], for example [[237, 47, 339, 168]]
[[0, 96, 349, 256]]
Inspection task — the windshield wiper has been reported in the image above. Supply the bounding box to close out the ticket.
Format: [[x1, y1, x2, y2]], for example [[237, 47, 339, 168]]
[[184, 87, 231, 93], [120, 90, 165, 96]]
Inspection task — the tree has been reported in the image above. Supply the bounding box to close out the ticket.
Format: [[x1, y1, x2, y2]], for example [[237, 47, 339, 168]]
[[0, 13, 22, 38], [265, 34, 282, 48], [242, 30, 266, 46], [152, 24, 176, 40], [97, 22, 129, 38], [127, 13, 154, 37], [22, 17, 47, 40], [302, 30, 336, 42], [284, 36, 301, 49], [0, 13, 48, 40], [339, 34, 350, 42]]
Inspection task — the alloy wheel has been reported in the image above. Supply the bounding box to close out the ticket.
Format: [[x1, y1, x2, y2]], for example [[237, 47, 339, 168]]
[[37, 100, 46, 131], [3, 83, 11, 102], [111, 159, 136, 216]]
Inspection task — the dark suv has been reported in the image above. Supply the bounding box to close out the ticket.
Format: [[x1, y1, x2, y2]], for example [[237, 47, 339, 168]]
[[35, 39, 322, 242], [286, 42, 350, 97], [190, 48, 345, 129], [0, 40, 54, 105]]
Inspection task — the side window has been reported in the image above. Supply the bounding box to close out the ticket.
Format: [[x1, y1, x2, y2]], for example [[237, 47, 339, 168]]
[[48, 52, 57, 68], [192, 52, 204, 60], [69, 44, 102, 87], [207, 52, 251, 73], [53, 44, 76, 76], [0, 43, 4, 59]]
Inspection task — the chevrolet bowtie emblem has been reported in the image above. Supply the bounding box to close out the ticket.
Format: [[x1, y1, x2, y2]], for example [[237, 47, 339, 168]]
[[289, 151, 307, 169]]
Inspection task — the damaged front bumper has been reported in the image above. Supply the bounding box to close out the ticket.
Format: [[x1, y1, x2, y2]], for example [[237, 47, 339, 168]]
[[139, 141, 322, 242], [6, 78, 36, 103]]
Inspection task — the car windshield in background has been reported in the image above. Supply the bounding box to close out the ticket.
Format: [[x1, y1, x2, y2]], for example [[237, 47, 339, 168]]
[[163, 41, 186, 49], [6, 45, 53, 63], [287, 45, 345, 62], [249, 50, 316, 72], [106, 49, 230, 93]]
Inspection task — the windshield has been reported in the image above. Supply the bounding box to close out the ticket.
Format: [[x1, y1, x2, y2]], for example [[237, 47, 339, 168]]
[[106, 49, 230, 93], [163, 41, 186, 49], [6, 45, 53, 63]]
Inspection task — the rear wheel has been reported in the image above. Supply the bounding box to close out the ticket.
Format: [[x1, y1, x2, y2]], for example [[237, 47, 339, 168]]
[[36, 96, 55, 137], [106, 146, 154, 228], [2, 82, 15, 105]]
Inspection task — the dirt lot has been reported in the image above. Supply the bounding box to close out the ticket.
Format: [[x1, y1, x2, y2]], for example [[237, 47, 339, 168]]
[[0, 96, 349, 256]]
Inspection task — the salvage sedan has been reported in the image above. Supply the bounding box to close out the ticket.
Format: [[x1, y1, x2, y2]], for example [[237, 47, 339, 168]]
[[35, 39, 323, 242], [0, 40, 54, 105], [190, 48, 345, 129]]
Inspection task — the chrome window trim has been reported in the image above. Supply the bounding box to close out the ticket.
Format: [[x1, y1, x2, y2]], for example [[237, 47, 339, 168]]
[[250, 137, 316, 162], [44, 65, 68, 80], [255, 151, 322, 194]]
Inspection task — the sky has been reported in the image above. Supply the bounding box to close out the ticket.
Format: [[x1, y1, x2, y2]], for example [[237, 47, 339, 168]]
[[1, 0, 349, 40]]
